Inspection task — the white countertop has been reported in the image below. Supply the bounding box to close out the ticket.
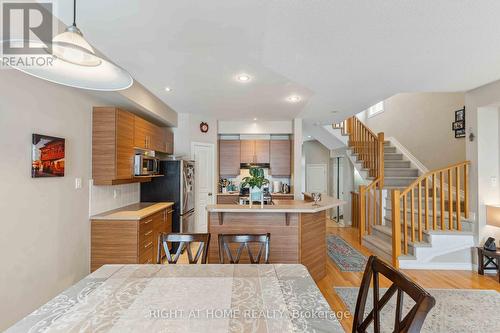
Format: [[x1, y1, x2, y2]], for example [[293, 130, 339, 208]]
[[90, 202, 174, 221], [206, 195, 345, 213]]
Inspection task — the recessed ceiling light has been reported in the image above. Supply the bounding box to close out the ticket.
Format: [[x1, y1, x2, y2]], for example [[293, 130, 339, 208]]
[[253, 118, 258, 121], [287, 95, 301, 103], [307, 135, 312, 138], [237, 74, 251, 82], [164, 87, 172, 92]]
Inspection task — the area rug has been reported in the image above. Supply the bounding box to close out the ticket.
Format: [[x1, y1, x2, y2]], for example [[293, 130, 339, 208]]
[[326, 235, 367, 272], [335, 287, 500, 333]]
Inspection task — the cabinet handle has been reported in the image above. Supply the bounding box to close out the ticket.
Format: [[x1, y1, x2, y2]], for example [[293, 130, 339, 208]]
[[144, 219, 153, 224], [144, 242, 153, 249], [144, 230, 153, 236]]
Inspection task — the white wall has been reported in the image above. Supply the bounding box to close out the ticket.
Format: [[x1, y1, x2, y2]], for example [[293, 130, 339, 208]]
[[465, 80, 500, 245], [218, 120, 293, 134], [303, 140, 331, 194], [0, 69, 110, 329], [174, 113, 218, 158], [360, 92, 466, 170]]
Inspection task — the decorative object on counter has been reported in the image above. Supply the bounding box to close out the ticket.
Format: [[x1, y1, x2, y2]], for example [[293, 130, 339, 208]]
[[281, 183, 290, 194], [200, 122, 209, 133], [311, 192, 322, 206], [272, 180, 282, 193], [453, 106, 466, 138], [219, 178, 230, 193], [240, 167, 269, 208], [31, 134, 65, 178]]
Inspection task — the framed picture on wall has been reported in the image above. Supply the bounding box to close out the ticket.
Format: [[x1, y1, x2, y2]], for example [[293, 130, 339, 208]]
[[454, 128, 466, 138], [452, 121, 464, 130], [455, 108, 465, 121], [32, 134, 65, 178]]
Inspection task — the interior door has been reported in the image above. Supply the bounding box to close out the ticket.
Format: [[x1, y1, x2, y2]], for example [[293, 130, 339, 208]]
[[191, 142, 215, 233], [306, 164, 328, 194]]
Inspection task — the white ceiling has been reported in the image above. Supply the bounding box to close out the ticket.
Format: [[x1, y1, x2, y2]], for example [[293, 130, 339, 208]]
[[55, 0, 500, 124]]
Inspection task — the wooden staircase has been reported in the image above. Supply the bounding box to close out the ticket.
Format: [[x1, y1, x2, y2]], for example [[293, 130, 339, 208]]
[[333, 117, 471, 268]]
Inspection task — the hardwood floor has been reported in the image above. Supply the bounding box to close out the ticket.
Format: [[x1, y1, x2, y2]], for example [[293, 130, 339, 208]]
[[318, 221, 500, 332]]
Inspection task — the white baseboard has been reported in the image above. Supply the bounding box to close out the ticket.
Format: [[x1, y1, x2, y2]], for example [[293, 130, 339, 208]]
[[399, 261, 473, 270]]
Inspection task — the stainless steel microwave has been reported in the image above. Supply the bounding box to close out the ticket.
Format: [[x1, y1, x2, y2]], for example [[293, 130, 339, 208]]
[[134, 155, 160, 176]]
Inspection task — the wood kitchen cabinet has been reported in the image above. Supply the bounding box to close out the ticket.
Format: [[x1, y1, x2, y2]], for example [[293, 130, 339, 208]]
[[93, 108, 174, 185], [93, 107, 136, 185], [134, 116, 173, 153], [240, 140, 270, 164], [270, 140, 291, 176], [219, 140, 241, 176], [91, 208, 172, 272]]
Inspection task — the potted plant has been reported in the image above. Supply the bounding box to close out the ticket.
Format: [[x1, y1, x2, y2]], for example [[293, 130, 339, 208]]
[[240, 167, 269, 204]]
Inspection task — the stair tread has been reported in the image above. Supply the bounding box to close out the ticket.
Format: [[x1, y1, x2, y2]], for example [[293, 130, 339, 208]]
[[363, 235, 392, 253], [372, 225, 432, 247]]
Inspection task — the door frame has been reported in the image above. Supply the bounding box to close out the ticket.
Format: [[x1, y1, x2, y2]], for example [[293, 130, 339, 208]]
[[191, 142, 216, 231]]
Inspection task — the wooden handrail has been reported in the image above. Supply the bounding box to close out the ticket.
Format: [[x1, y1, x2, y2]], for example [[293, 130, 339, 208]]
[[391, 161, 470, 268], [334, 116, 385, 245]]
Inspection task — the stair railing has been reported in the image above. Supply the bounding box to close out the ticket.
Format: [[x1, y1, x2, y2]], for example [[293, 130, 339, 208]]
[[337, 117, 384, 243], [390, 161, 470, 268]]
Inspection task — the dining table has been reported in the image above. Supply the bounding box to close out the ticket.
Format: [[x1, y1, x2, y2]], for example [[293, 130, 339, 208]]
[[7, 264, 344, 333]]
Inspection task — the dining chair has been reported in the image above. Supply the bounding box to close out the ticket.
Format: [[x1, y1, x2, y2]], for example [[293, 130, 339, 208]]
[[218, 233, 270, 264], [352, 256, 435, 333], [157, 233, 210, 264]]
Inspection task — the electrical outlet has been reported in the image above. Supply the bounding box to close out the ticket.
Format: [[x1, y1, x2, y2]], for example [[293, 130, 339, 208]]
[[113, 189, 118, 199], [75, 178, 82, 189]]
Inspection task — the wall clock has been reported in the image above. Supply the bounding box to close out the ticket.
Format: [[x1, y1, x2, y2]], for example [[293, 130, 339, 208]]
[[200, 122, 209, 133]]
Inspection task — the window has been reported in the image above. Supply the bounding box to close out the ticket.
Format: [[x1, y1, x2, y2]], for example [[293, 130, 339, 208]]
[[367, 101, 384, 118]]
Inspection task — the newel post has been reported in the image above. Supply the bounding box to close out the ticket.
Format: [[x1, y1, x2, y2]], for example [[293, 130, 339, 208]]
[[378, 132, 385, 187], [391, 189, 401, 269], [358, 185, 366, 243]]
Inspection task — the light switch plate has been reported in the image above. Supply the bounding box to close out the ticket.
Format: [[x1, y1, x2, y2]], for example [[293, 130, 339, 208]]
[[491, 176, 497, 188], [75, 178, 82, 189]]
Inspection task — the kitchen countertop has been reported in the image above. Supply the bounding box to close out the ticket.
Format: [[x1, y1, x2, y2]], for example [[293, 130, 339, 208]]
[[90, 202, 174, 221], [206, 195, 345, 213], [217, 192, 293, 196]]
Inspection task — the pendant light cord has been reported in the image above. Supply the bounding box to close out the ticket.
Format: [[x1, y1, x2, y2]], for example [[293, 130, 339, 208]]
[[72, 0, 77, 26]]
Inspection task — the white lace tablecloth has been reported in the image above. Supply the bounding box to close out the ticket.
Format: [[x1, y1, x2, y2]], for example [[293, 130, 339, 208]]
[[7, 264, 343, 333]]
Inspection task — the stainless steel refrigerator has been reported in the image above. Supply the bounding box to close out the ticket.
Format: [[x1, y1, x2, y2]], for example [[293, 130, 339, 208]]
[[140, 160, 195, 233]]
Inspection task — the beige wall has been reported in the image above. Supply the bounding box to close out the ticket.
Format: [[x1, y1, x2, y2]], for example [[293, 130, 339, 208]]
[[0, 69, 110, 329], [361, 92, 466, 170]]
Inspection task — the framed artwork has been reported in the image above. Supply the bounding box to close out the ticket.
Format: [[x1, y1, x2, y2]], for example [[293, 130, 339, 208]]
[[455, 128, 466, 138], [455, 108, 465, 121], [32, 134, 65, 178], [453, 107, 465, 139], [452, 121, 464, 130]]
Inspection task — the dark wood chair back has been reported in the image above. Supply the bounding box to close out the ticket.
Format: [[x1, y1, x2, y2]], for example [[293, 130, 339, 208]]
[[352, 256, 435, 333], [218, 233, 270, 264], [157, 233, 210, 264]]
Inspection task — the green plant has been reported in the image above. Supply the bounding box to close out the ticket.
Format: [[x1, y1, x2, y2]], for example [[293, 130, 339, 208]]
[[240, 167, 269, 189]]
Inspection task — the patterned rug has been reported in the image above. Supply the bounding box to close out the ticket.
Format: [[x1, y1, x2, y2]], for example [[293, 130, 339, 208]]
[[335, 287, 500, 333], [326, 235, 367, 272]]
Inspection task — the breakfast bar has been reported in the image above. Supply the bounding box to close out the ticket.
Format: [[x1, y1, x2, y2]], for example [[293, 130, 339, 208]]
[[206, 196, 345, 281]]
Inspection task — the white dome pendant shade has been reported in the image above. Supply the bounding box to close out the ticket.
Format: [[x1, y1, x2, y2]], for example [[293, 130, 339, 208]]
[[4, 0, 133, 91]]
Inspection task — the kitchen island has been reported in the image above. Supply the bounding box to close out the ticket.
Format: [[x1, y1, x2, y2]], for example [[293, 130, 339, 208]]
[[206, 195, 345, 281]]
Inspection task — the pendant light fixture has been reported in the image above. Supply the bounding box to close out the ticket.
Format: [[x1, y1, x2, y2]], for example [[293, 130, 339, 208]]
[[3, 0, 133, 91]]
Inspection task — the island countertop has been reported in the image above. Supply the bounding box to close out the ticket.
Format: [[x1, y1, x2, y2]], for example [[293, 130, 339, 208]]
[[206, 195, 345, 213]]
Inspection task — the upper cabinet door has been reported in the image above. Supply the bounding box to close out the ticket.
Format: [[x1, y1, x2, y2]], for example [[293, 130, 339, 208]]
[[254, 140, 270, 163], [219, 140, 241, 176], [270, 140, 291, 176], [240, 140, 255, 164], [115, 110, 135, 179], [133, 116, 150, 149]]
